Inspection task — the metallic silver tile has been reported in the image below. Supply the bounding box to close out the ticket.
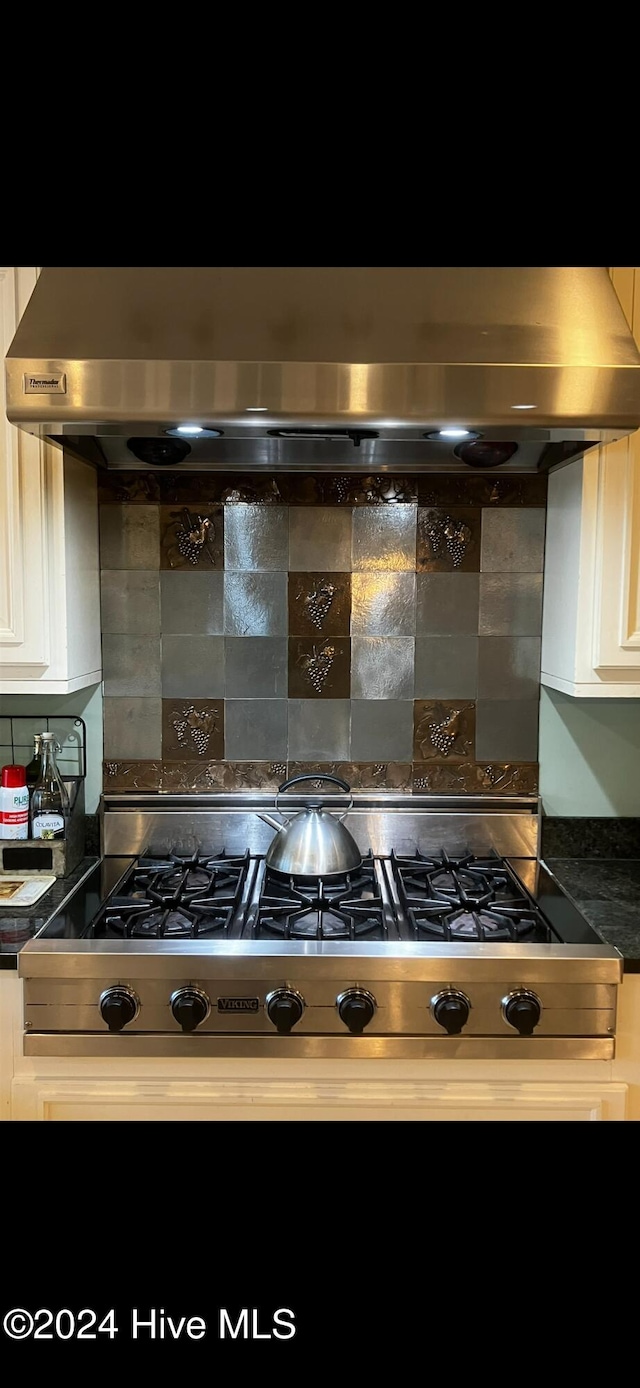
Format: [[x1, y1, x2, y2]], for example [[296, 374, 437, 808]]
[[287, 700, 351, 760], [351, 638, 415, 699], [224, 505, 289, 570], [477, 637, 541, 700], [225, 638, 288, 698], [103, 697, 162, 759], [478, 573, 543, 635], [289, 508, 352, 572], [160, 571, 224, 634], [161, 635, 225, 697], [416, 573, 480, 635], [414, 637, 479, 699], [99, 506, 159, 569], [476, 700, 540, 760], [351, 572, 416, 635], [225, 699, 288, 759], [480, 508, 546, 572], [102, 635, 161, 697], [224, 573, 288, 635], [352, 505, 416, 571], [350, 700, 413, 760], [101, 571, 160, 635]]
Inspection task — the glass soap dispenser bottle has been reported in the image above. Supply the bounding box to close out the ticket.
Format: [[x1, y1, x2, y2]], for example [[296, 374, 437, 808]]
[[31, 732, 69, 840]]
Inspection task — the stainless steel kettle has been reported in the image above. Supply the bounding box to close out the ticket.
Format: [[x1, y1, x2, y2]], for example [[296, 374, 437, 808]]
[[256, 774, 361, 879]]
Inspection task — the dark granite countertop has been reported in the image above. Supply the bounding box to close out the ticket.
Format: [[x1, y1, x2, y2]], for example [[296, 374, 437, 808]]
[[545, 858, 640, 971], [0, 857, 99, 969]]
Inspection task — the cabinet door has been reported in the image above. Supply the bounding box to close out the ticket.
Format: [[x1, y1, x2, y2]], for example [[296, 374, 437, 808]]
[[0, 267, 101, 692], [0, 268, 50, 673], [541, 266, 640, 696], [592, 268, 640, 678], [9, 1077, 628, 1121]]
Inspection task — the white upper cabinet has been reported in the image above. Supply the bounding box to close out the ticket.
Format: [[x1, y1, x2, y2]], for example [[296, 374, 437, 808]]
[[541, 267, 640, 697], [0, 268, 101, 693]]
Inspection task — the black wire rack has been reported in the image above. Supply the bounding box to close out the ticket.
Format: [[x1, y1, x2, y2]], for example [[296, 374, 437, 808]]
[[0, 715, 87, 781]]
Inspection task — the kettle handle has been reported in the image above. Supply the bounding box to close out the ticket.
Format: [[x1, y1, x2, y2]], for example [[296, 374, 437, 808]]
[[275, 773, 353, 821]]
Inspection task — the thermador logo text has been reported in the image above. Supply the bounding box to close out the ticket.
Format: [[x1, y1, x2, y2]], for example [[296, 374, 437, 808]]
[[23, 372, 67, 393]]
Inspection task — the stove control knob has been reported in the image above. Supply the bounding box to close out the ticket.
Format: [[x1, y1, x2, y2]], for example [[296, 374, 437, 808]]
[[502, 990, 541, 1036], [337, 989, 376, 1034], [99, 986, 139, 1032], [170, 986, 210, 1033], [266, 989, 305, 1033], [431, 989, 471, 1035]]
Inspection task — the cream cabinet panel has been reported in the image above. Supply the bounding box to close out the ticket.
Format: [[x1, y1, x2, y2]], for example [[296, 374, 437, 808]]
[[541, 266, 640, 697], [9, 1076, 627, 1121], [0, 267, 101, 693]]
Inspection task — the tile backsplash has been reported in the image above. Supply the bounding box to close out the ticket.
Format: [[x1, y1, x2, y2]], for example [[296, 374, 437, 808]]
[[99, 471, 546, 795]]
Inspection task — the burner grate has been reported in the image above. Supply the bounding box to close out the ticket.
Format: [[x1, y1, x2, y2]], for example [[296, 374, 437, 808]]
[[408, 902, 550, 943], [391, 848, 552, 944], [93, 848, 249, 940], [254, 855, 387, 941]]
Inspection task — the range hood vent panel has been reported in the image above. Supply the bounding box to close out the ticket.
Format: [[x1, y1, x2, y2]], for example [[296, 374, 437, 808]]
[[6, 267, 640, 470]]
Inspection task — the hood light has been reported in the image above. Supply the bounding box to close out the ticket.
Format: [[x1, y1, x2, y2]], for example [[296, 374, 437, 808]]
[[246, 407, 268, 412], [511, 404, 537, 410], [424, 428, 480, 441], [166, 425, 224, 439]]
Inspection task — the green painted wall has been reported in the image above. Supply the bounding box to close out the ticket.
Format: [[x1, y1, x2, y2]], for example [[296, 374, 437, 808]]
[[0, 684, 103, 813], [539, 685, 640, 816]]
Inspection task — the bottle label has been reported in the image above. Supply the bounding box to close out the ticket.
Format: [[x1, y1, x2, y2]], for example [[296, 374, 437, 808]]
[[0, 788, 29, 839], [32, 814, 65, 840]]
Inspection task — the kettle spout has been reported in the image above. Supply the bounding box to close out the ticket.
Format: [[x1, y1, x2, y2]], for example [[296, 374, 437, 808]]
[[256, 812, 284, 833]]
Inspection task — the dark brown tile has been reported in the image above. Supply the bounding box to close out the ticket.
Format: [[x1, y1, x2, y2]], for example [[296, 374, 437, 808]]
[[285, 762, 412, 791], [320, 476, 418, 505], [412, 762, 477, 793], [103, 760, 162, 791], [346, 762, 412, 791], [162, 699, 224, 759], [160, 760, 287, 792], [412, 761, 539, 794], [417, 508, 481, 572], [417, 474, 548, 507], [474, 762, 539, 794], [161, 760, 225, 793], [288, 638, 351, 698], [98, 474, 162, 504], [283, 763, 349, 790], [413, 700, 476, 761], [288, 573, 351, 636], [219, 762, 286, 790], [153, 476, 224, 505], [221, 476, 291, 504], [160, 506, 224, 570]]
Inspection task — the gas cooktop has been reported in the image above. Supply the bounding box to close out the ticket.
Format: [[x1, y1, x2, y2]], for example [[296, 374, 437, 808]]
[[42, 847, 566, 945], [18, 795, 622, 1061]]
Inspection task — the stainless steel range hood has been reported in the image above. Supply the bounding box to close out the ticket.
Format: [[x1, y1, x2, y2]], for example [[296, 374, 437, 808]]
[[5, 266, 640, 473]]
